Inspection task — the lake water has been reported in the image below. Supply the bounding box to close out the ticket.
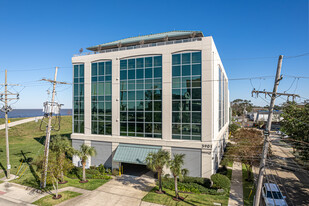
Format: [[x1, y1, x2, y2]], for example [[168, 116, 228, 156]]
[[0, 109, 72, 118]]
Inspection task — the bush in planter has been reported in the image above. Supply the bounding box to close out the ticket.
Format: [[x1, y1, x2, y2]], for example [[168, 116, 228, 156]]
[[211, 173, 230, 189]]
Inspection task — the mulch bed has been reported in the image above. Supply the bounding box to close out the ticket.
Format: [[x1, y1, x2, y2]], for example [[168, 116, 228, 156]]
[[155, 190, 166, 194], [52, 194, 62, 199], [173, 196, 185, 201], [58, 181, 68, 184]]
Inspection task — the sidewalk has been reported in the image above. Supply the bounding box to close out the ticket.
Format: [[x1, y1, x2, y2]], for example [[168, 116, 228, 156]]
[[228, 162, 244, 206], [0, 116, 43, 130]]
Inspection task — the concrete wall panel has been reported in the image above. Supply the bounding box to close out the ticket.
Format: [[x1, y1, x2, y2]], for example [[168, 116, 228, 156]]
[[172, 147, 201, 177]]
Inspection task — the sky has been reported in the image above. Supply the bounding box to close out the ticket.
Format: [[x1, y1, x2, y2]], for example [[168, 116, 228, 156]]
[[0, 0, 308, 109]]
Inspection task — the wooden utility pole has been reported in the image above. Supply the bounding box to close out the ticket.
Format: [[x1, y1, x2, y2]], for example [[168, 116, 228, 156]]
[[253, 55, 285, 205], [40, 67, 58, 188], [0, 70, 19, 179], [40, 67, 69, 188]]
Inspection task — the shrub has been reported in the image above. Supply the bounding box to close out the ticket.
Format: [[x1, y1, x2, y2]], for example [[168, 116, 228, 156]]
[[159, 178, 222, 195], [67, 167, 111, 180], [211, 173, 230, 189], [112, 168, 119, 176], [217, 166, 228, 176], [98, 164, 106, 174], [181, 176, 211, 188]]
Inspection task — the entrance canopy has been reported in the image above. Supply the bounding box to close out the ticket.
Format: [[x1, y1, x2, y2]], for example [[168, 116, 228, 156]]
[[113, 144, 161, 165]]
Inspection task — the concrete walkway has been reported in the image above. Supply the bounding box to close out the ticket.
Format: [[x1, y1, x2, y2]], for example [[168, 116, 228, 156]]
[[228, 162, 244, 206], [57, 173, 161, 206], [0, 116, 43, 130], [0, 181, 90, 206]]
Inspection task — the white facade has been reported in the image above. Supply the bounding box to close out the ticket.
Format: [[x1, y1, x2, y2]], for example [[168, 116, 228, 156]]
[[71, 34, 229, 178]]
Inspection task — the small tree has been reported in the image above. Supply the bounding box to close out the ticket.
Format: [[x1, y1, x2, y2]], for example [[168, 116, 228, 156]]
[[76, 144, 97, 182], [50, 135, 76, 183], [169, 154, 188, 200], [145, 149, 170, 193], [34, 152, 72, 198], [227, 128, 264, 180]]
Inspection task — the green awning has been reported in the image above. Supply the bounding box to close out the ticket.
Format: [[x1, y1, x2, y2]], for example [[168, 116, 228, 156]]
[[113, 144, 161, 165]]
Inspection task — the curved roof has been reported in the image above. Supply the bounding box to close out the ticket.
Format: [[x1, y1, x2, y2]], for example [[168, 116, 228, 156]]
[[87, 30, 204, 51]]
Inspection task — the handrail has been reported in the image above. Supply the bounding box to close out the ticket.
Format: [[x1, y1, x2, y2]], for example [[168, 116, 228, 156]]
[[73, 37, 203, 57]]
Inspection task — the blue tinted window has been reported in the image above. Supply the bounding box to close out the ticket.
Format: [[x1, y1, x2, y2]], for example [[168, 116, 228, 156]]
[[172, 52, 201, 140], [182, 53, 190, 64], [128, 70, 135, 79], [120, 60, 127, 70], [172, 54, 180, 65], [192, 52, 201, 64], [154, 56, 162, 67], [120, 55, 162, 138]]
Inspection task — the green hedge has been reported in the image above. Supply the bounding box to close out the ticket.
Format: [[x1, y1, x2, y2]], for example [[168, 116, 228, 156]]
[[211, 174, 230, 189], [160, 178, 223, 195], [67, 167, 112, 180]]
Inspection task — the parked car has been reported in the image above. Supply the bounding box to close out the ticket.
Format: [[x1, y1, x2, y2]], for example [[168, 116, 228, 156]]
[[262, 183, 288, 206]]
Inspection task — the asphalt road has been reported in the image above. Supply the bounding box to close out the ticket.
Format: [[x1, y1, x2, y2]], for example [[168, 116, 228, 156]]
[[266, 135, 309, 206]]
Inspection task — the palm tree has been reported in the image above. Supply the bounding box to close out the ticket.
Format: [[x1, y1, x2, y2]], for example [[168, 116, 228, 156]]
[[76, 144, 97, 182], [169, 154, 188, 200], [145, 149, 170, 193], [50, 135, 75, 183]]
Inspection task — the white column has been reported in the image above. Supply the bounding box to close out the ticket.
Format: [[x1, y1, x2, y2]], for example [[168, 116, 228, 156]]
[[112, 58, 120, 136], [162, 53, 172, 140], [201, 150, 212, 178], [84, 61, 92, 135], [201, 39, 213, 142]]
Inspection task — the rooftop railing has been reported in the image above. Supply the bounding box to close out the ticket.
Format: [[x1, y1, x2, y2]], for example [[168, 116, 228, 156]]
[[73, 37, 203, 57]]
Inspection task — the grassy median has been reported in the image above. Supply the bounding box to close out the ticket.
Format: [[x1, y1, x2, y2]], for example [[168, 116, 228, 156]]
[[33, 191, 82, 206]]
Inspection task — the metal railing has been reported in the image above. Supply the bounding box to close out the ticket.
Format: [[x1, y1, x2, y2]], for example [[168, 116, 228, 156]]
[[73, 37, 203, 57]]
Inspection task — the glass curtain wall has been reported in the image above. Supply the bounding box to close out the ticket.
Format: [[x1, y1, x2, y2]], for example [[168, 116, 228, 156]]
[[91, 61, 112, 135], [73, 64, 84, 133], [172, 51, 202, 140], [120, 56, 162, 138]]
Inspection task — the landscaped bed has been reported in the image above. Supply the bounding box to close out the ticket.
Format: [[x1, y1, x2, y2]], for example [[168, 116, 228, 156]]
[[143, 173, 231, 206], [32, 191, 82, 206], [143, 186, 229, 206], [242, 163, 255, 206], [0, 116, 112, 191]]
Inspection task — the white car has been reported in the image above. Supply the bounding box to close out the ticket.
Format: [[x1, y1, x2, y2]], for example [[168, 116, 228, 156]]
[[262, 183, 288, 206]]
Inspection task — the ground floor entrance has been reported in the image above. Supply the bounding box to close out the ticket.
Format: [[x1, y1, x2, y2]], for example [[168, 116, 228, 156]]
[[121, 163, 156, 178]]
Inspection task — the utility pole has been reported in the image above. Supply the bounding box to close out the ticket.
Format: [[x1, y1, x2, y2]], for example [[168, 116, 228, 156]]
[[252, 55, 300, 206], [40, 67, 69, 188], [0, 70, 19, 179]]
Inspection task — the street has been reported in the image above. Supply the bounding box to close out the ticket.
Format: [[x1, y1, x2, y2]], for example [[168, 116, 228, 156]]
[[266, 135, 309, 206]]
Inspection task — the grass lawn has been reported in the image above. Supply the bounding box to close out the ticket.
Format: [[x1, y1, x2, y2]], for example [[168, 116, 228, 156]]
[[143, 186, 229, 206], [242, 163, 255, 206], [0, 116, 71, 187], [32, 191, 81, 206], [0, 117, 27, 125], [0, 115, 110, 191], [58, 177, 110, 191]]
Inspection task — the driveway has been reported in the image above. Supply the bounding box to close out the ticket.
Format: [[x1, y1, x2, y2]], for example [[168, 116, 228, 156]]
[[57, 172, 160, 206]]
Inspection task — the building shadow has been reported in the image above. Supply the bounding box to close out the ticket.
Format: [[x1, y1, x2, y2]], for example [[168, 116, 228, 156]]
[[20, 150, 41, 188]]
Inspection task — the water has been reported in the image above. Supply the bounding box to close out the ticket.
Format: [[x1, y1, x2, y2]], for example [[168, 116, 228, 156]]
[[0, 109, 72, 118]]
